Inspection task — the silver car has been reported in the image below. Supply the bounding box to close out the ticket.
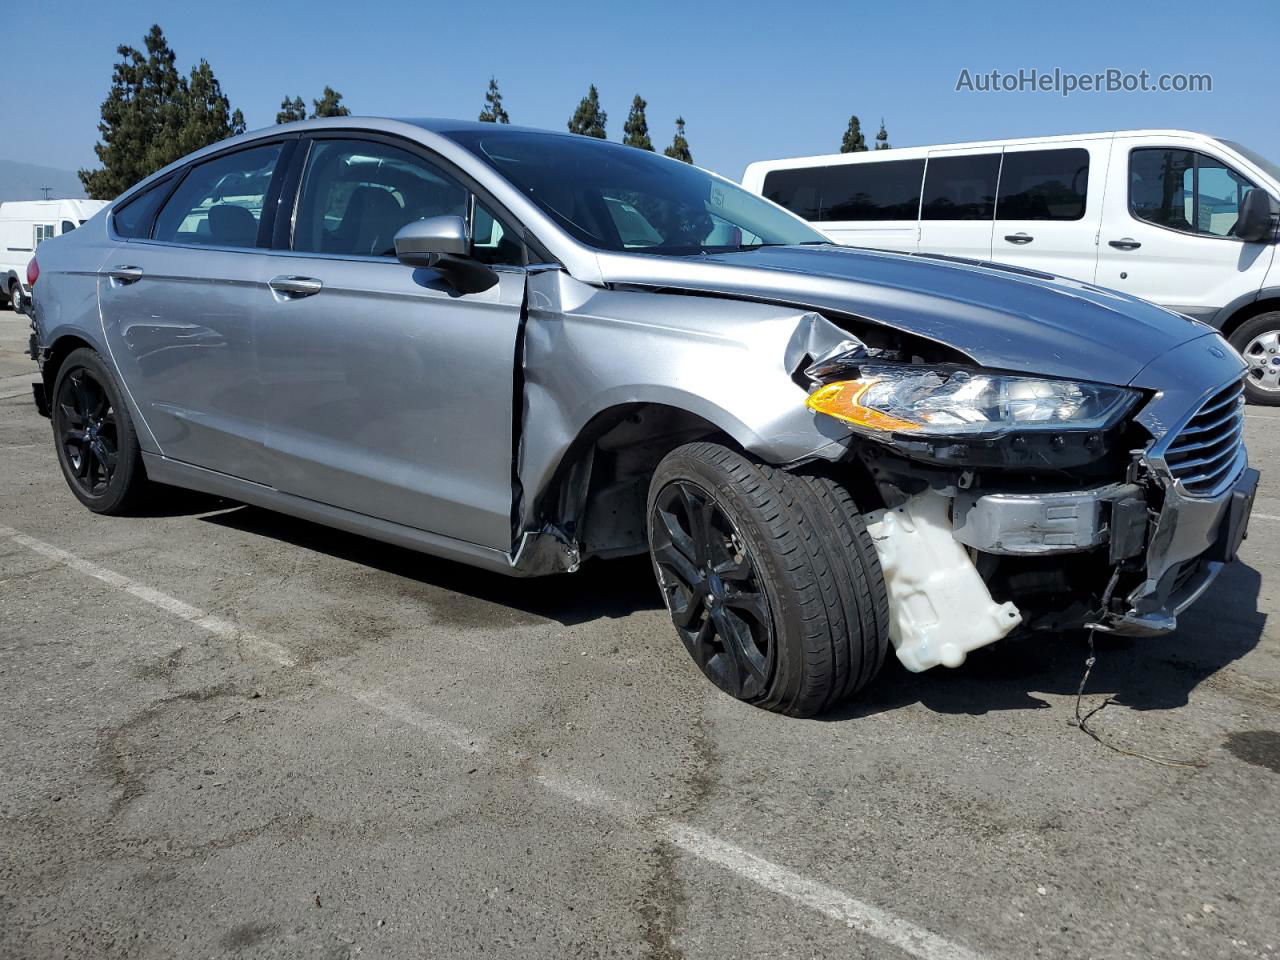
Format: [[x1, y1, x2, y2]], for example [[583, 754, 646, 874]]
[[26, 118, 1258, 716]]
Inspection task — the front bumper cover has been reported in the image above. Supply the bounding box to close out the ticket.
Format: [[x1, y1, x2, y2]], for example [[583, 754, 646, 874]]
[[953, 464, 1256, 637]]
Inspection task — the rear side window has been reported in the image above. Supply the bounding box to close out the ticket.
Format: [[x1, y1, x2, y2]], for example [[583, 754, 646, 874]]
[[152, 143, 283, 247], [761, 168, 822, 221], [996, 149, 1089, 220], [922, 154, 1000, 220], [112, 179, 172, 238], [822, 160, 924, 221], [1130, 148, 1256, 237]]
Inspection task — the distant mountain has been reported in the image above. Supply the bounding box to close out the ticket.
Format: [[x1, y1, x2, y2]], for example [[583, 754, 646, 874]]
[[0, 158, 87, 203]]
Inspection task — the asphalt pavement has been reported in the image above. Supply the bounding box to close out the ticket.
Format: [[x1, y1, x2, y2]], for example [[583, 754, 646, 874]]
[[1, 309, 1278, 960]]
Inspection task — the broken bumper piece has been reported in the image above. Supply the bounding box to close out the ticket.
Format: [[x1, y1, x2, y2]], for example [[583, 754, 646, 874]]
[[866, 465, 1257, 670]]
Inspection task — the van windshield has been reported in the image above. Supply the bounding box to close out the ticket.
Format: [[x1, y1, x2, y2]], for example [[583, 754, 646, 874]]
[[444, 129, 826, 255], [1219, 139, 1280, 185]]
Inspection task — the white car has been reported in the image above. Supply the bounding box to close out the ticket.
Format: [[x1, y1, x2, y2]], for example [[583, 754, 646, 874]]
[[0, 198, 109, 311], [743, 130, 1280, 403]]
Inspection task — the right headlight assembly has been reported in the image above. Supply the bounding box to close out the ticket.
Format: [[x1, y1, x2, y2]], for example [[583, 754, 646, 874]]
[[805, 364, 1139, 437]]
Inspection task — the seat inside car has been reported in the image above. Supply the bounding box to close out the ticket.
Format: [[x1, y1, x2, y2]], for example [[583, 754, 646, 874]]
[[334, 186, 408, 257], [207, 204, 259, 247]]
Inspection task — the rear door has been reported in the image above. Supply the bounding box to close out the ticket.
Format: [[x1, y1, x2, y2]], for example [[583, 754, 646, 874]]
[[917, 149, 1001, 260], [990, 141, 1109, 282], [98, 138, 293, 482], [254, 135, 528, 550]]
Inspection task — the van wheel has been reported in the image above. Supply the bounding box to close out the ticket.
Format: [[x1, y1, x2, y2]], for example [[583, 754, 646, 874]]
[[646, 442, 889, 718], [9, 283, 23, 313], [51, 348, 150, 514], [1229, 312, 1280, 406]]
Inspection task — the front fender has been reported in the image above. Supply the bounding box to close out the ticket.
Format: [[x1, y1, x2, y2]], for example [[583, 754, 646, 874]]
[[519, 271, 854, 512]]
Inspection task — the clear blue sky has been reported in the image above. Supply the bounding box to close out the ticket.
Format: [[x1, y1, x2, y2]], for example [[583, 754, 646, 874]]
[[4, 0, 1277, 182]]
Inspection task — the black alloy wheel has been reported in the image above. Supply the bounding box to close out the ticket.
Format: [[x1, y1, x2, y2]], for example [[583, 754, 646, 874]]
[[56, 367, 120, 498], [650, 479, 775, 700]]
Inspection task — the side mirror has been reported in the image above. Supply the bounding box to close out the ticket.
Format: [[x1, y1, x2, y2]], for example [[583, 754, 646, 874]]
[[1236, 188, 1278, 243], [394, 215, 498, 294]]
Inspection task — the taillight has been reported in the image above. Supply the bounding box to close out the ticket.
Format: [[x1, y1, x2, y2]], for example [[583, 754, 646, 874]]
[[26, 257, 39, 287]]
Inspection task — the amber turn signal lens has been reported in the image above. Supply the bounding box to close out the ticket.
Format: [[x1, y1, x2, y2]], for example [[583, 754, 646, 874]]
[[805, 380, 922, 432]]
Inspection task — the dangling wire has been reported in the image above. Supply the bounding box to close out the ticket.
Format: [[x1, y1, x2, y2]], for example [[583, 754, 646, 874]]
[[1071, 565, 1206, 769]]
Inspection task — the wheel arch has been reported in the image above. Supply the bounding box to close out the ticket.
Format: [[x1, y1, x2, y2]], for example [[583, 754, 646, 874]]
[[1217, 293, 1280, 340]]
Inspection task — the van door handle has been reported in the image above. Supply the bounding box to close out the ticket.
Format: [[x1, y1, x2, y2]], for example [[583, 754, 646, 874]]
[[1003, 233, 1034, 245], [1108, 238, 1142, 251], [268, 275, 323, 299], [107, 265, 143, 285]]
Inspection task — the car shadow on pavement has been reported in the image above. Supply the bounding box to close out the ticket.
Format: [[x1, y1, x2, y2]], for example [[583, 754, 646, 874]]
[[199, 504, 664, 626], [828, 560, 1267, 720]]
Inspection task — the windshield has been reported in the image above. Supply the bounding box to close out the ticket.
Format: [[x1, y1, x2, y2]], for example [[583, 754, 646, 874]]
[[1219, 139, 1280, 186], [444, 129, 826, 254]]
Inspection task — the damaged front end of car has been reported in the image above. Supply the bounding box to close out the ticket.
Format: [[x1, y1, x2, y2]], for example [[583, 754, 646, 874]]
[[801, 335, 1258, 672]]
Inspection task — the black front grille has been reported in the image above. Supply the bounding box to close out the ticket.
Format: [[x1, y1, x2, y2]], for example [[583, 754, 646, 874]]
[[1164, 379, 1245, 497]]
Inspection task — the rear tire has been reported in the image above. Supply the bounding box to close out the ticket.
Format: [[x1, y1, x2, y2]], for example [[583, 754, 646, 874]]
[[647, 441, 889, 717], [51, 347, 151, 514], [1228, 311, 1280, 406]]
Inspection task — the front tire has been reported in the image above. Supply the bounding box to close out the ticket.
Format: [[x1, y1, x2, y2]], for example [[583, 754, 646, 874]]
[[1229, 312, 1280, 406], [647, 442, 889, 717], [9, 282, 24, 313], [51, 348, 150, 514]]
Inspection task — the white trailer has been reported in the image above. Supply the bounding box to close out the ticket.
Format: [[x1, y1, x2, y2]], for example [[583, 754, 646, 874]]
[[0, 198, 109, 310]]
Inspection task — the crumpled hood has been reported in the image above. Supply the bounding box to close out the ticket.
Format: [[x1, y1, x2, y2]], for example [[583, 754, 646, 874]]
[[594, 244, 1216, 386]]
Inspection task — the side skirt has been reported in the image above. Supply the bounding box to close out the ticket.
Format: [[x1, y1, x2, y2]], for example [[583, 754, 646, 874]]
[[141, 453, 549, 578]]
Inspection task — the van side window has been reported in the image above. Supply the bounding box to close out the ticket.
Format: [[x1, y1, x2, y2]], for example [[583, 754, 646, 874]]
[[34, 224, 56, 246], [61, 220, 77, 235], [922, 154, 1000, 220], [996, 149, 1089, 221], [761, 169, 822, 221], [822, 160, 924, 221], [1129, 148, 1256, 237]]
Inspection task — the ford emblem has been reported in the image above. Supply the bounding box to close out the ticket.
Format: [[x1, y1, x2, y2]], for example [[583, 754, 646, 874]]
[[1209, 346, 1225, 359]]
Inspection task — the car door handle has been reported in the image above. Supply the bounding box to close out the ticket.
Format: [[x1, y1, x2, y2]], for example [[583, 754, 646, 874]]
[[107, 265, 143, 284], [1003, 233, 1034, 245], [268, 275, 323, 298], [1108, 238, 1142, 251]]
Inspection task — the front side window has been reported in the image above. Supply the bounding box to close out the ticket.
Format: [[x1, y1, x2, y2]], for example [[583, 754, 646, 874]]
[[822, 159, 925, 222], [60, 220, 77, 235], [922, 154, 1000, 220], [446, 129, 825, 254], [996, 149, 1089, 221], [152, 143, 283, 247], [1130, 148, 1256, 237], [292, 139, 524, 265]]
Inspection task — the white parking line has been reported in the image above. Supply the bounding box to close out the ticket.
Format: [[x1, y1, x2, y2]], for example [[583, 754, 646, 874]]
[[0, 523, 988, 960]]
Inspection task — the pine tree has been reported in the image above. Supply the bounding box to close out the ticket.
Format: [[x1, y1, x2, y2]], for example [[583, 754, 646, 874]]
[[622, 94, 653, 150], [478, 77, 510, 123], [874, 119, 890, 150], [179, 60, 245, 156], [276, 96, 306, 124], [662, 116, 692, 163], [79, 25, 244, 200], [840, 115, 867, 153], [568, 84, 607, 138], [311, 86, 350, 118]]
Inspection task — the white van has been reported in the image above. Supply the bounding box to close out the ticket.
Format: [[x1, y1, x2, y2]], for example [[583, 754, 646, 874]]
[[743, 131, 1280, 404], [0, 199, 109, 311]]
